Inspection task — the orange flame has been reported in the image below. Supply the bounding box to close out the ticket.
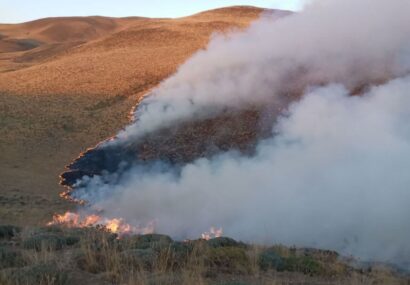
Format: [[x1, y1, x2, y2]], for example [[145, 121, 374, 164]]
[[48, 211, 155, 236], [50, 212, 225, 241], [201, 227, 223, 240]]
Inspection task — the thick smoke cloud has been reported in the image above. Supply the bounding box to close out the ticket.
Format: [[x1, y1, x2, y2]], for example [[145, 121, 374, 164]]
[[71, 0, 410, 266], [115, 0, 410, 141], [76, 77, 410, 265]]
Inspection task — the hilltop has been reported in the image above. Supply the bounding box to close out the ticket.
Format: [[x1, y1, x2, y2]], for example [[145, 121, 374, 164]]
[[0, 6, 280, 95]]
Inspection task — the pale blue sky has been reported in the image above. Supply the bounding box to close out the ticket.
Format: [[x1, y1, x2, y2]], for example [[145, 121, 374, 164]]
[[0, 0, 305, 24]]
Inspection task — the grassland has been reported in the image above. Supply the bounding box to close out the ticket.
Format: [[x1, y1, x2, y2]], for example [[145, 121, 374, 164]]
[[0, 6, 266, 226], [0, 225, 407, 285]]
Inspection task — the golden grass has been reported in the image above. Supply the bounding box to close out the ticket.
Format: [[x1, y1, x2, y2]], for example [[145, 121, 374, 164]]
[[0, 6, 263, 226], [0, 7, 263, 95]]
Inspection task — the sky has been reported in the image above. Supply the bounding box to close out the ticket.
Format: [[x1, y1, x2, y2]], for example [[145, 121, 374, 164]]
[[0, 0, 305, 24]]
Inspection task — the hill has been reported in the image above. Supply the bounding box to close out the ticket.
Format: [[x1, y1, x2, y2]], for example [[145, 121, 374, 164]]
[[0, 6, 277, 225], [0, 7, 271, 94]]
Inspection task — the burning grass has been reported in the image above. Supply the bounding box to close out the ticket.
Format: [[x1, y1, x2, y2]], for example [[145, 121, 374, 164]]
[[0, 224, 408, 285]]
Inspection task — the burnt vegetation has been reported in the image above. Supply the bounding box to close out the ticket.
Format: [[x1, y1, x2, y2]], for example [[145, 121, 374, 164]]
[[61, 106, 277, 189]]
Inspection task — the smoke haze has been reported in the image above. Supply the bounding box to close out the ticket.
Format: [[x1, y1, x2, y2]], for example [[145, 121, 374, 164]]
[[70, 0, 410, 267], [115, 0, 410, 140]]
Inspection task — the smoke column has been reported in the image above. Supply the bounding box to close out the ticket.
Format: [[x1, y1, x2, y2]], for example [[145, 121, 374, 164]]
[[70, 0, 410, 267], [115, 0, 410, 141]]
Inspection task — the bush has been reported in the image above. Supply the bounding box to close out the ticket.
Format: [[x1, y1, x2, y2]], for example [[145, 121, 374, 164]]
[[207, 237, 244, 248], [65, 236, 80, 246], [206, 247, 251, 274], [124, 234, 173, 250], [0, 263, 68, 285], [258, 247, 323, 275], [39, 226, 64, 234], [0, 226, 20, 240], [301, 248, 339, 262], [169, 241, 193, 261], [283, 256, 323, 275], [156, 241, 198, 270], [258, 248, 285, 271]]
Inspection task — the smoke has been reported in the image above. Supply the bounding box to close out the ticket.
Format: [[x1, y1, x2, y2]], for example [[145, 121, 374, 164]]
[[115, 0, 410, 141], [270, 0, 313, 11], [69, 0, 410, 266]]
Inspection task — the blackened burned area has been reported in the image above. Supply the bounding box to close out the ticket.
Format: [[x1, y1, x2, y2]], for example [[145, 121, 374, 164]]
[[61, 107, 277, 191]]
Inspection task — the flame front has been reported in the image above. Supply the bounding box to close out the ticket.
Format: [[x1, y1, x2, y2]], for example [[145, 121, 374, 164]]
[[201, 227, 223, 240], [48, 212, 155, 236], [49, 212, 223, 240]]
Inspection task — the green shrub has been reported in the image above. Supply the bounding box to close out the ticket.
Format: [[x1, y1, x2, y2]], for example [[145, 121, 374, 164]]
[[124, 234, 173, 250], [258, 248, 285, 271], [39, 226, 64, 234], [156, 241, 198, 271], [64, 236, 80, 246], [283, 256, 323, 275], [258, 247, 324, 275], [207, 237, 245, 248], [169, 241, 192, 261], [206, 247, 251, 274], [0, 226, 20, 240], [302, 248, 339, 262]]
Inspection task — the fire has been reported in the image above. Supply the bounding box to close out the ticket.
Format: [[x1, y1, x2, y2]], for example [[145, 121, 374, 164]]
[[104, 218, 133, 234], [50, 212, 223, 241], [48, 211, 155, 236], [201, 227, 223, 240]]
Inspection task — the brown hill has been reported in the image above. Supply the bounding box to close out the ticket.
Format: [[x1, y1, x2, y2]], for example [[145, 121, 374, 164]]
[[0, 6, 284, 225], [0, 7, 267, 93], [1, 17, 121, 43]]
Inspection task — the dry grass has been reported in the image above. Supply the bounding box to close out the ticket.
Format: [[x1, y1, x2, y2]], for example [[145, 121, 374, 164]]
[[0, 91, 137, 225], [0, 7, 264, 94], [3, 9, 404, 285], [0, 225, 407, 285], [0, 6, 265, 226]]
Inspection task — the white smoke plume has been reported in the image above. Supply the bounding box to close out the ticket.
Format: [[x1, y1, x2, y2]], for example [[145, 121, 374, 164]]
[[70, 0, 410, 266], [115, 0, 410, 141], [75, 77, 410, 265]]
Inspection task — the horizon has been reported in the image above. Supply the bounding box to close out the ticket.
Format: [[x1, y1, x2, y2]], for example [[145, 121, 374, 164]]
[[0, 0, 305, 24]]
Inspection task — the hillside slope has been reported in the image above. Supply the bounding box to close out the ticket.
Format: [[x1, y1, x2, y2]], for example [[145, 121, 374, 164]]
[[0, 6, 286, 225], [0, 7, 274, 94]]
